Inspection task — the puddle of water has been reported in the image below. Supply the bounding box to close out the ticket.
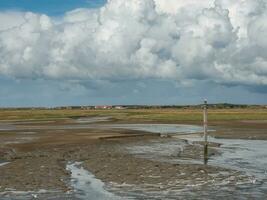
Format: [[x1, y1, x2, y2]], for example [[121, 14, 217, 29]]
[[66, 162, 119, 200], [0, 124, 15, 131], [102, 124, 203, 134], [0, 161, 9, 167]]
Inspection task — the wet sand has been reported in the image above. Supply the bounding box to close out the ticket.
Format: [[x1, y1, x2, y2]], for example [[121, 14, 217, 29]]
[[0, 117, 266, 199]]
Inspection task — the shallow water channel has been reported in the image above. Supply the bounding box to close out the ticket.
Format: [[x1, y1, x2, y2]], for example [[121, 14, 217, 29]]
[[66, 162, 119, 200], [121, 124, 267, 199]]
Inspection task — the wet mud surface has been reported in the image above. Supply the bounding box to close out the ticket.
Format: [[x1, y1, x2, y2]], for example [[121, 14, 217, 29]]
[[0, 117, 267, 199]]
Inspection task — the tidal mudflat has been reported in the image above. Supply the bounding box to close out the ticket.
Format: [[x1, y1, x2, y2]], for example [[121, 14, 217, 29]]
[[0, 110, 267, 199]]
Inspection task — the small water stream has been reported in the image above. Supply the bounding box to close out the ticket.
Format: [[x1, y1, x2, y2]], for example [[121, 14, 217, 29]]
[[66, 162, 119, 200]]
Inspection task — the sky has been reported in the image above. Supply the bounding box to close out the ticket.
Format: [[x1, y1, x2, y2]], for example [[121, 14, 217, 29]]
[[0, 0, 267, 107], [0, 0, 107, 15]]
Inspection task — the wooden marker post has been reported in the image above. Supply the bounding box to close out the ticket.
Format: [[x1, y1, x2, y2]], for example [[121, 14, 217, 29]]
[[203, 100, 208, 164]]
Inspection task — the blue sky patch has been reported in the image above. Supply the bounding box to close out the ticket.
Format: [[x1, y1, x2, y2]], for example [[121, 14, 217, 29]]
[[0, 0, 106, 15]]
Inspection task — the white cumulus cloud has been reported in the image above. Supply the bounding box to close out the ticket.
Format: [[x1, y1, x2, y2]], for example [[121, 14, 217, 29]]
[[0, 0, 267, 87]]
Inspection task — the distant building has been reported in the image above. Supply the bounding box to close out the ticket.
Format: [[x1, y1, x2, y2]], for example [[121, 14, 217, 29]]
[[114, 106, 125, 109], [94, 105, 112, 109]]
